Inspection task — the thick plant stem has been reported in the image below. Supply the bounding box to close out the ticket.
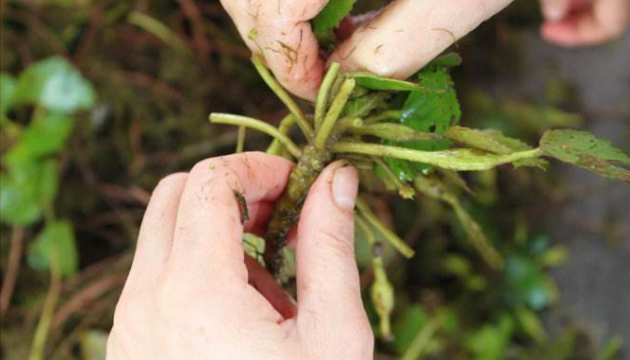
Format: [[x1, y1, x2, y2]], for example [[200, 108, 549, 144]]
[[333, 142, 544, 171], [210, 113, 301, 158], [314, 62, 341, 130], [263, 145, 332, 275], [314, 78, 356, 149], [251, 55, 313, 138]]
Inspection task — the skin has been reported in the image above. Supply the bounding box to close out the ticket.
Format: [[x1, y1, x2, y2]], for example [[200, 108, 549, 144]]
[[107, 152, 372, 359], [540, 0, 630, 46], [220, 0, 630, 100]]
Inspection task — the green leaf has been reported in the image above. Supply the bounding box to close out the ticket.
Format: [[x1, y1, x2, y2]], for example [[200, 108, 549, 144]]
[[540, 129, 630, 182], [345, 73, 423, 92], [445, 126, 548, 169], [1, 72, 16, 119], [5, 111, 75, 164], [27, 219, 78, 278], [384, 64, 461, 181], [502, 255, 555, 310], [0, 160, 59, 226], [467, 315, 514, 360], [390, 305, 428, 354], [311, 0, 357, 45], [514, 307, 548, 344], [13, 56, 96, 114]]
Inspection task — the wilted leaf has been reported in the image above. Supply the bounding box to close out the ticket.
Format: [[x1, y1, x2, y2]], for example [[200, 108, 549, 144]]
[[0, 160, 59, 226], [27, 219, 78, 278], [350, 123, 444, 142], [13, 57, 96, 114], [445, 126, 548, 169], [5, 111, 75, 164], [311, 0, 356, 45], [346, 72, 423, 92], [540, 130, 630, 182]]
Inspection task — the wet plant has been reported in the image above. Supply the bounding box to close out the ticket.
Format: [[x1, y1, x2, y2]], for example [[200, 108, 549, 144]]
[[209, 53, 630, 339]]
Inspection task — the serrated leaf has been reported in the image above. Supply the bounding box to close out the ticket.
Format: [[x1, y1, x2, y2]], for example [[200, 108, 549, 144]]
[[13, 56, 96, 114], [384, 65, 461, 181], [0, 160, 59, 226], [345, 72, 423, 92], [540, 130, 630, 182], [311, 0, 356, 45], [1, 72, 16, 120], [5, 111, 74, 164], [27, 219, 78, 278]]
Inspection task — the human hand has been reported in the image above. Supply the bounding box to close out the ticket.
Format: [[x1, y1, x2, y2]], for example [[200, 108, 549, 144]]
[[220, 0, 514, 100], [540, 0, 630, 46], [106, 152, 373, 359]]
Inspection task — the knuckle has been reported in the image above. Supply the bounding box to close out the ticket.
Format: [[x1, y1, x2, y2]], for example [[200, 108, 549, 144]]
[[155, 172, 187, 191]]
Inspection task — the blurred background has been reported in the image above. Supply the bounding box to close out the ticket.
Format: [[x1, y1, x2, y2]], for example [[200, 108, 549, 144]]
[[1, 0, 629, 359]]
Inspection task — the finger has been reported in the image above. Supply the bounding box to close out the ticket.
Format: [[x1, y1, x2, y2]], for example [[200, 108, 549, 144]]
[[167, 152, 293, 288], [245, 255, 296, 319], [539, 0, 572, 22], [295, 162, 371, 346], [125, 173, 187, 291], [245, 201, 274, 236], [220, 0, 329, 100], [329, 0, 514, 79], [541, 0, 630, 46]]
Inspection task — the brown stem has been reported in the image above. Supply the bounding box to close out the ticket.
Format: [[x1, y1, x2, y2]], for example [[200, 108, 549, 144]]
[[1, 227, 24, 317]]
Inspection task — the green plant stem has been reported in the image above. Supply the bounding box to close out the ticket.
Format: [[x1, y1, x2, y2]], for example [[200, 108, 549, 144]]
[[251, 55, 313, 138], [400, 318, 441, 360], [356, 198, 415, 258], [332, 117, 363, 137], [314, 78, 356, 149], [314, 62, 341, 130], [236, 126, 246, 153], [349, 123, 444, 142], [28, 252, 62, 360], [128, 11, 189, 52], [210, 113, 301, 158], [364, 110, 402, 124], [267, 114, 296, 156], [372, 157, 415, 199], [333, 142, 544, 171]]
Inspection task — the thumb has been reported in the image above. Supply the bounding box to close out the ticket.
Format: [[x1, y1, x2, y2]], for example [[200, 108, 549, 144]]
[[294, 161, 372, 347], [540, 0, 572, 22]]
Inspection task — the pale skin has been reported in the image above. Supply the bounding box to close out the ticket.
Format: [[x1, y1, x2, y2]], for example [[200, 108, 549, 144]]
[[220, 0, 630, 100], [107, 153, 372, 359], [108, 1, 630, 358]]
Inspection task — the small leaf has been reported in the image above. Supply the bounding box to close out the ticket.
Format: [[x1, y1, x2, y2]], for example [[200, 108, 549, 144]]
[[341, 92, 390, 118], [1, 72, 16, 119], [345, 72, 423, 92], [311, 0, 357, 45], [385, 64, 461, 180], [27, 219, 78, 278], [428, 52, 462, 68], [502, 255, 555, 310], [5, 111, 75, 164], [13, 56, 96, 114], [540, 129, 630, 182], [0, 160, 59, 226]]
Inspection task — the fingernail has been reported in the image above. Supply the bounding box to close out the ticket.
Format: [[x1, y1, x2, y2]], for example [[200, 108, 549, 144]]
[[332, 164, 358, 210], [543, 5, 565, 22]]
